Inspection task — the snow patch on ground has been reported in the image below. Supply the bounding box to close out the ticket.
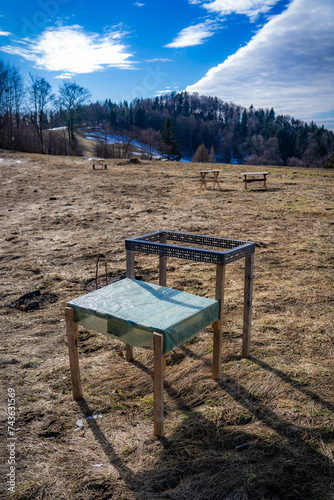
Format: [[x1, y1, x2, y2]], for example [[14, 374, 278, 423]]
[[81, 126, 190, 161], [81, 127, 164, 159]]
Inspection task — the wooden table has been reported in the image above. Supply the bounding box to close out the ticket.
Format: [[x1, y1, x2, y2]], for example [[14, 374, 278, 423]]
[[66, 231, 255, 437], [199, 170, 221, 189], [66, 279, 219, 435], [241, 171, 268, 189]]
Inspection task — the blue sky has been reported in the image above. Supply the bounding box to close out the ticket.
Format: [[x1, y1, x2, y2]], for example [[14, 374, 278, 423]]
[[0, 0, 333, 129]]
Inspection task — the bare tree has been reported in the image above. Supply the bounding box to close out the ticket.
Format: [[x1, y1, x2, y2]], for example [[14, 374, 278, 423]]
[[0, 61, 24, 149], [208, 146, 216, 163], [138, 127, 161, 159], [116, 128, 134, 158], [192, 143, 209, 162], [29, 74, 54, 153], [58, 82, 91, 141], [0, 60, 8, 115]]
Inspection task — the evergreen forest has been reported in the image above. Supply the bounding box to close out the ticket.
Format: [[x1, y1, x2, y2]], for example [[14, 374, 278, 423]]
[[0, 59, 333, 167]]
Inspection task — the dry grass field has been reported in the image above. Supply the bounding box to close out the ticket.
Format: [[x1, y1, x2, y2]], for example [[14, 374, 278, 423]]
[[0, 151, 333, 499]]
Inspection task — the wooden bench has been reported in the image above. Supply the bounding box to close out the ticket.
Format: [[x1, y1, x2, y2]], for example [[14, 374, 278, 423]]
[[199, 170, 221, 189], [91, 158, 107, 170], [241, 171, 268, 189]]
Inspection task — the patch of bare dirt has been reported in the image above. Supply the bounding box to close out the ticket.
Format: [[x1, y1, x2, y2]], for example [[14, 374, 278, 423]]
[[0, 151, 333, 499]]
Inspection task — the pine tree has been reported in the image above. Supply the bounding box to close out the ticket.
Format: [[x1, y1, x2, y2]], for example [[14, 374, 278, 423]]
[[192, 143, 209, 162], [160, 117, 182, 161], [323, 150, 334, 168]]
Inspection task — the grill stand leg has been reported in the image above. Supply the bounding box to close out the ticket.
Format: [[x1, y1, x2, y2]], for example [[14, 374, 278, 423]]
[[242, 253, 254, 357], [125, 249, 135, 362], [212, 263, 226, 380]]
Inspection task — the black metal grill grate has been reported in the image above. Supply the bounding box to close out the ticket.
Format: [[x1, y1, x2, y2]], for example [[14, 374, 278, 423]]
[[125, 231, 255, 265]]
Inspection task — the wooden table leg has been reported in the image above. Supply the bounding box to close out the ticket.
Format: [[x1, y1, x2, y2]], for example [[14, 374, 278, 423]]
[[65, 307, 82, 400], [213, 172, 221, 189], [125, 344, 134, 362], [200, 172, 207, 190], [159, 233, 167, 372], [242, 253, 254, 357], [126, 249, 135, 361], [212, 263, 226, 380], [153, 332, 164, 436]]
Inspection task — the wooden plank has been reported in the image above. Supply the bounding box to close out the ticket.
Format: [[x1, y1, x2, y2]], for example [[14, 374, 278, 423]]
[[153, 332, 164, 436], [212, 263, 226, 380], [244, 178, 266, 183], [241, 172, 268, 176], [242, 253, 254, 357], [65, 307, 82, 400]]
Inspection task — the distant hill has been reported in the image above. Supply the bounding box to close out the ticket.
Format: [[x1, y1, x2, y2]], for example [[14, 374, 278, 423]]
[[0, 55, 333, 166], [64, 92, 333, 167]]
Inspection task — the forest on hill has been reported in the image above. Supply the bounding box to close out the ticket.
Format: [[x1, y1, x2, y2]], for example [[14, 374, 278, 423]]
[[0, 58, 333, 167]]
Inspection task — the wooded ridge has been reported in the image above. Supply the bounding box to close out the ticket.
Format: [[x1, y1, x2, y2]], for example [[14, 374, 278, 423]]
[[1, 59, 333, 167]]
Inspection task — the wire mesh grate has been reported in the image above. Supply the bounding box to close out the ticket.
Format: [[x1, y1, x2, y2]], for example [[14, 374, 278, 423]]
[[125, 231, 255, 265]]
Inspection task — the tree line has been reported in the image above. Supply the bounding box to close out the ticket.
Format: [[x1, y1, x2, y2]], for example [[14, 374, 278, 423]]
[[0, 59, 90, 156], [101, 93, 334, 167], [0, 58, 333, 167]]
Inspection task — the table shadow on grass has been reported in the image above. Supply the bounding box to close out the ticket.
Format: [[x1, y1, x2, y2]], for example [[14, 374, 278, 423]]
[[75, 347, 334, 499]]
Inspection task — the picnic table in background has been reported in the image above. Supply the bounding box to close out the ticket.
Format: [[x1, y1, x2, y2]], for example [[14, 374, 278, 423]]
[[88, 158, 107, 170], [241, 171, 269, 189], [199, 170, 222, 189]]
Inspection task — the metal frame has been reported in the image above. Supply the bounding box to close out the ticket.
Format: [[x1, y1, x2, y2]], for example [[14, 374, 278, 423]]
[[124, 231, 255, 435], [125, 230, 255, 265]]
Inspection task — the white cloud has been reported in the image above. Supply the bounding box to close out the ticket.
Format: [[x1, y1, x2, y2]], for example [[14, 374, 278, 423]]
[[186, 0, 334, 120], [54, 72, 76, 79], [165, 19, 221, 48], [0, 25, 135, 75], [134, 2, 145, 5], [196, 0, 281, 20], [145, 58, 172, 63], [155, 87, 179, 95], [0, 29, 11, 36]]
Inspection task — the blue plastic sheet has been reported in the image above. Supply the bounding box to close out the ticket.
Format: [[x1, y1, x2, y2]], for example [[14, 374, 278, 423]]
[[66, 278, 219, 353]]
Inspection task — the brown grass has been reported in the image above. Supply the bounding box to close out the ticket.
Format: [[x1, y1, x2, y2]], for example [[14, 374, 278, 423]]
[[0, 151, 333, 499]]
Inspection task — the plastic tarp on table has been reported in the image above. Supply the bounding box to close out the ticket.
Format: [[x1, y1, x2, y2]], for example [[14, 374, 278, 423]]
[[66, 278, 219, 354]]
